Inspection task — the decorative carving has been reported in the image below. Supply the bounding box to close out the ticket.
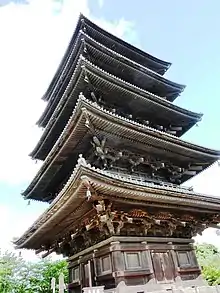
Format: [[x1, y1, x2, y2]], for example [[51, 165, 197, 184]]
[[93, 200, 116, 235], [156, 212, 173, 220], [129, 209, 150, 218], [212, 214, 220, 223], [94, 200, 106, 213], [91, 136, 108, 168], [128, 157, 144, 172], [91, 136, 122, 169], [99, 214, 115, 235], [88, 141, 191, 185], [48, 206, 215, 257], [142, 219, 153, 235], [81, 229, 93, 247], [115, 213, 126, 235], [180, 214, 195, 222], [77, 154, 88, 166], [166, 219, 179, 236]]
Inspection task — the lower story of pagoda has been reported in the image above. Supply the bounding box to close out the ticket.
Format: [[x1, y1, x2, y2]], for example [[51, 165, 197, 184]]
[[68, 236, 205, 293], [15, 161, 220, 292]]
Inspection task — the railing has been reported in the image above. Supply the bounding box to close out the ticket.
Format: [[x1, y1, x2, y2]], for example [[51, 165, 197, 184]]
[[83, 286, 105, 293], [83, 285, 220, 293], [167, 286, 220, 293], [116, 285, 220, 293]]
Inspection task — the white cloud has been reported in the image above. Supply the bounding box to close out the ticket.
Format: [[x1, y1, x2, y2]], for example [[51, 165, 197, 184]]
[[0, 0, 28, 6], [0, 0, 138, 258], [0, 0, 137, 185]]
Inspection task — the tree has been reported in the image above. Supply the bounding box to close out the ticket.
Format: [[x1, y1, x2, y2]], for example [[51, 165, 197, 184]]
[[0, 250, 68, 293], [196, 243, 219, 260], [27, 259, 68, 292], [196, 243, 220, 285], [0, 250, 26, 293]]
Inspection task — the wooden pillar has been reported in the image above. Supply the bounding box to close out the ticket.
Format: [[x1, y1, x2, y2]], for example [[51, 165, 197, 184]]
[[141, 241, 156, 284], [168, 242, 181, 283]]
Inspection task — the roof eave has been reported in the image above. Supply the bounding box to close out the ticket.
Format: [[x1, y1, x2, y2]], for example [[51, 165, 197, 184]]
[[15, 163, 220, 249], [81, 14, 171, 70], [41, 13, 172, 104], [31, 57, 203, 160], [23, 98, 220, 202]]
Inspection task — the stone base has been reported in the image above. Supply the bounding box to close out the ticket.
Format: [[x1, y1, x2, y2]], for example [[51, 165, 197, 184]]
[[104, 283, 220, 293], [68, 236, 203, 293], [115, 278, 207, 293]]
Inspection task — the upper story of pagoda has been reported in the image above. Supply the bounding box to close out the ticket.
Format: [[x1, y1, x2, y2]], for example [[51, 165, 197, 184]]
[[24, 14, 220, 203], [41, 14, 171, 102], [24, 94, 220, 202], [37, 14, 185, 129], [31, 56, 201, 161]]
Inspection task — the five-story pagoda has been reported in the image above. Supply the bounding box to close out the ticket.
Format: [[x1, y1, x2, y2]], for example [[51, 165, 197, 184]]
[[15, 14, 220, 292]]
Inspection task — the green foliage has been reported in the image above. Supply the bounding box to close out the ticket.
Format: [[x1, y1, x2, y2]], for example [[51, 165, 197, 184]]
[[196, 243, 220, 285], [196, 243, 219, 260], [2, 243, 220, 290], [27, 259, 68, 293], [202, 266, 220, 286], [0, 250, 68, 293]]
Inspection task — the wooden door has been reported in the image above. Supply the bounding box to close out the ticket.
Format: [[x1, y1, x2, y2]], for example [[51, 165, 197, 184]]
[[151, 251, 175, 283]]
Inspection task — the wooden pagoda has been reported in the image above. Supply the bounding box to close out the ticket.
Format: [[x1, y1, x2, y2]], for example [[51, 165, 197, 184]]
[[15, 14, 220, 292]]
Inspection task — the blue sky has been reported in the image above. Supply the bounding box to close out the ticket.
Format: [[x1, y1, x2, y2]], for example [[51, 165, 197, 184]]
[[92, 0, 220, 149], [0, 0, 219, 259]]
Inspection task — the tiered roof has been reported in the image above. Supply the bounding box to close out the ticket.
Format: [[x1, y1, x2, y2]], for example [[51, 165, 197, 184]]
[[24, 95, 219, 202], [41, 14, 171, 105], [39, 30, 184, 128], [31, 57, 201, 160], [16, 14, 220, 252], [32, 16, 189, 161], [24, 15, 219, 202]]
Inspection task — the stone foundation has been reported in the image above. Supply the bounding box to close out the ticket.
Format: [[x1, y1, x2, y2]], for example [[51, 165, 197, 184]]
[[83, 284, 220, 293]]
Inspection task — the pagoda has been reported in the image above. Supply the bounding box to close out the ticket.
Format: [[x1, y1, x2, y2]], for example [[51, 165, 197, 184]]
[[15, 14, 220, 292]]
